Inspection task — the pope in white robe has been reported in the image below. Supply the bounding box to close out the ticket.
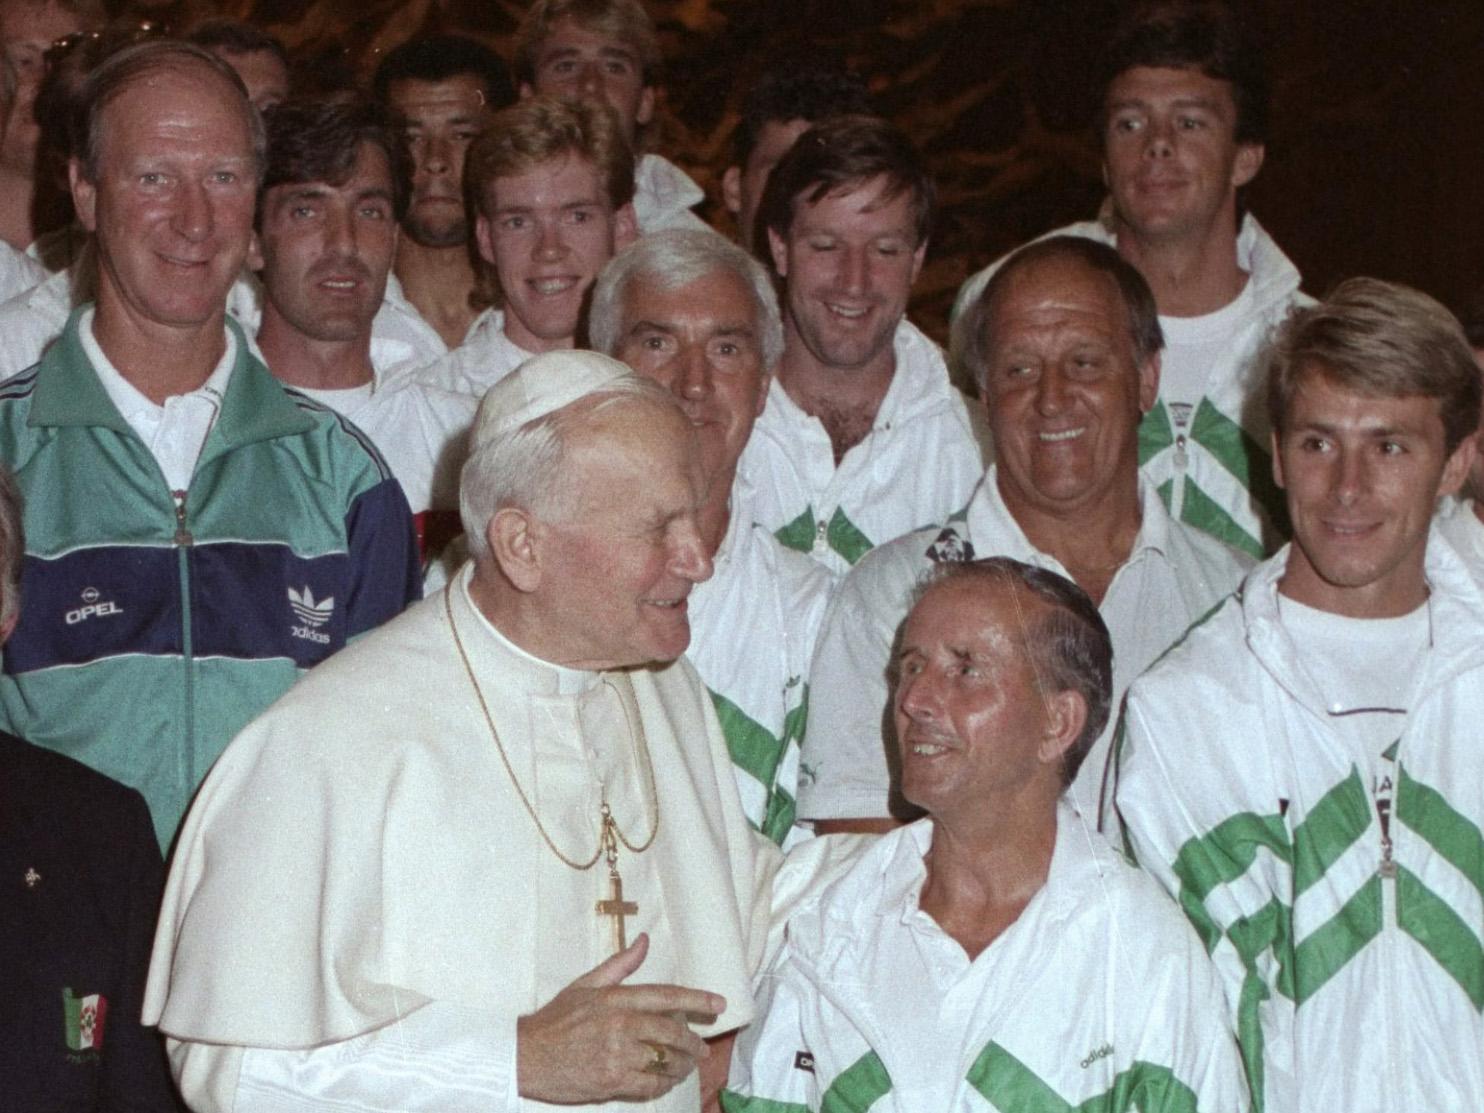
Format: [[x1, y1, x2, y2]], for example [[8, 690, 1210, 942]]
[[144, 352, 787, 1112]]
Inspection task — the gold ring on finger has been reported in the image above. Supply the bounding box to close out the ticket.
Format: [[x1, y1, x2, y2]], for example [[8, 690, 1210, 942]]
[[644, 1041, 668, 1074]]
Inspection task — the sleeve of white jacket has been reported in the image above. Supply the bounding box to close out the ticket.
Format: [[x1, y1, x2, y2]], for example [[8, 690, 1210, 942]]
[[1120, 883, 1253, 1113], [797, 550, 909, 821], [169, 1001, 519, 1113], [1116, 691, 1297, 1112], [721, 951, 818, 1113]]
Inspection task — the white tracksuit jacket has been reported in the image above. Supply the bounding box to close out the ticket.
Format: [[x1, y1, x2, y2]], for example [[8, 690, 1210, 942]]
[[1116, 533, 1484, 1113], [738, 320, 988, 579], [687, 480, 832, 846], [724, 809, 1249, 1113]]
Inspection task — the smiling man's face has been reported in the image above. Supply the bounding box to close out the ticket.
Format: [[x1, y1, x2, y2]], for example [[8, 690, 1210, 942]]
[[74, 61, 259, 335], [980, 254, 1157, 520]]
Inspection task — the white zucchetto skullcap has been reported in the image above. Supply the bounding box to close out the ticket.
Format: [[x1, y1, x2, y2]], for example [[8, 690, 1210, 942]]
[[470, 349, 636, 451]]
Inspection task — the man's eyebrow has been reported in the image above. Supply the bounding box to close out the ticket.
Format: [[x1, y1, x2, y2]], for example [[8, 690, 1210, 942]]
[[708, 325, 758, 340], [281, 185, 330, 202], [627, 319, 676, 333]]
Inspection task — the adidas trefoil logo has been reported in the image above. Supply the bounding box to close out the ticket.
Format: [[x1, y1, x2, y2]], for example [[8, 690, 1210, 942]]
[[288, 585, 334, 644]]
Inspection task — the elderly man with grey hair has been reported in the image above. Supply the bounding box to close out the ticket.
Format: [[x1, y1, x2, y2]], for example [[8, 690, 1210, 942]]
[[145, 350, 787, 1113], [727, 557, 1247, 1112], [591, 228, 831, 846], [802, 236, 1251, 834]]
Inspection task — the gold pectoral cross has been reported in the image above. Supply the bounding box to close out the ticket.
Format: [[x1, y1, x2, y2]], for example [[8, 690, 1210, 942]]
[[594, 807, 638, 952]]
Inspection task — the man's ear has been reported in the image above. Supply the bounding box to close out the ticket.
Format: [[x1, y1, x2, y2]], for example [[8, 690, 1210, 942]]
[[1438, 430, 1478, 501], [1232, 142, 1265, 189], [518, 81, 536, 102], [1037, 689, 1088, 767], [1138, 351, 1161, 415], [488, 507, 544, 593], [767, 226, 789, 280], [908, 238, 927, 286], [721, 165, 742, 217], [635, 85, 655, 129], [474, 212, 497, 267], [612, 202, 638, 250], [245, 227, 264, 273], [70, 159, 97, 233]]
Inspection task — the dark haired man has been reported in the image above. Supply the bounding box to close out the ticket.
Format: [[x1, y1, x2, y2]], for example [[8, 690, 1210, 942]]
[[187, 19, 290, 111], [804, 237, 1247, 833], [514, 0, 708, 233], [254, 97, 476, 561], [0, 43, 420, 846], [1118, 278, 1484, 1112], [721, 61, 873, 254], [743, 114, 986, 578], [954, 1, 1306, 559], [373, 34, 516, 349]]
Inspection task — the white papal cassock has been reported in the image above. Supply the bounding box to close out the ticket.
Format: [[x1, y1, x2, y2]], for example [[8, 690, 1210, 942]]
[[143, 563, 782, 1112]]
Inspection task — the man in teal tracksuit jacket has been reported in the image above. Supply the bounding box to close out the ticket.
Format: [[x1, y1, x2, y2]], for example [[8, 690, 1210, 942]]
[[0, 44, 420, 848]]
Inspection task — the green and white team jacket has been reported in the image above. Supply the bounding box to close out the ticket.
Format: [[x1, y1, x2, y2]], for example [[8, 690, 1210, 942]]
[[737, 320, 987, 579], [1116, 536, 1484, 1112], [724, 810, 1248, 1113], [951, 215, 1308, 559], [687, 486, 832, 845]]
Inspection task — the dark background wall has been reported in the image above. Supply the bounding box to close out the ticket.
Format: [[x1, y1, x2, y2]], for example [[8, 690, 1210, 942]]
[[196, 0, 1484, 340]]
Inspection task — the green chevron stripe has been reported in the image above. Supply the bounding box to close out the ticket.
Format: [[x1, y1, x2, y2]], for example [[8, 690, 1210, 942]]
[[763, 785, 797, 845], [1138, 402, 1175, 462], [1396, 865, 1484, 1011], [1292, 876, 1382, 1004], [775, 508, 818, 555], [1171, 811, 1291, 952], [721, 1092, 809, 1113], [826, 507, 873, 566], [1291, 769, 1371, 897], [1396, 767, 1484, 903], [966, 1044, 1201, 1113], [820, 1050, 892, 1113], [710, 691, 785, 791], [1189, 398, 1257, 486], [1190, 399, 1289, 540], [1177, 479, 1264, 558]]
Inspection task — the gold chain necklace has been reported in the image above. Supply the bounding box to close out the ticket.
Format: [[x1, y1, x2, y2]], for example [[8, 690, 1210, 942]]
[[445, 588, 659, 950]]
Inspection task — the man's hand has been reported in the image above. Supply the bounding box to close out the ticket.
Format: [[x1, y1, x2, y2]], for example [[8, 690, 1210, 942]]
[[516, 933, 724, 1104]]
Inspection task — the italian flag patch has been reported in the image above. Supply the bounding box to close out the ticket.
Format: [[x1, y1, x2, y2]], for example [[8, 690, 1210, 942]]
[[62, 988, 107, 1051]]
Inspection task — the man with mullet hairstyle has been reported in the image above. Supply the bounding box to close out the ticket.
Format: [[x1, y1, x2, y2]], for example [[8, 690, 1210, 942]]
[[253, 96, 476, 564], [1118, 278, 1484, 1112]]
